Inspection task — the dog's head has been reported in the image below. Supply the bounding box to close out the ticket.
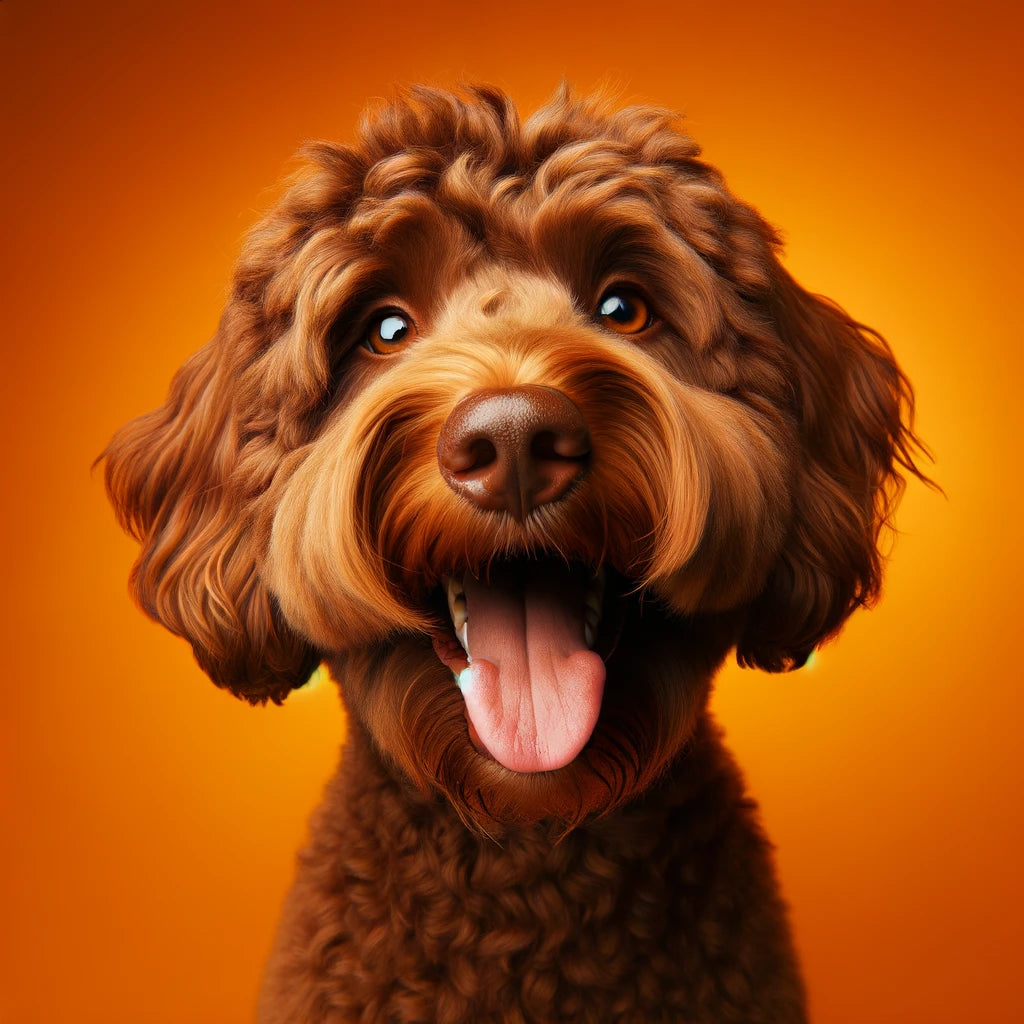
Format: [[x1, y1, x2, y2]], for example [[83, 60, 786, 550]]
[[104, 86, 924, 829]]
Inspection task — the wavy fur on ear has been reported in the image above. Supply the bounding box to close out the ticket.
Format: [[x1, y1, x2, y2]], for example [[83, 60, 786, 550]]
[[736, 270, 925, 672], [101, 317, 319, 704]]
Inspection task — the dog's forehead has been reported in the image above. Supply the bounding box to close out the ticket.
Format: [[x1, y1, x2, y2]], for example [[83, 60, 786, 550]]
[[339, 165, 687, 335], [432, 270, 578, 333], [342, 130, 687, 285]]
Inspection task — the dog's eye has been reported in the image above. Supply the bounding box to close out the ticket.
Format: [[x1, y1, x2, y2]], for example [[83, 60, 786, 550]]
[[365, 310, 416, 354], [596, 288, 652, 335]]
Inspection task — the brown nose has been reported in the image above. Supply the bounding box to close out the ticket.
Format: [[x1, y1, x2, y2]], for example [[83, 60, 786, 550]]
[[437, 386, 590, 521]]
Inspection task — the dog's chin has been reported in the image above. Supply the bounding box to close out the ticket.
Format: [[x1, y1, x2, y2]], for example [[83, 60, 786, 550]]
[[331, 558, 735, 833]]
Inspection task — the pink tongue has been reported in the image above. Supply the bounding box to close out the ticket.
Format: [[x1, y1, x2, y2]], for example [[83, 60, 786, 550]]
[[457, 565, 605, 773]]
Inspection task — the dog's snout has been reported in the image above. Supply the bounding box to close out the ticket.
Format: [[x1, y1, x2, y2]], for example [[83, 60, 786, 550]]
[[437, 386, 590, 521]]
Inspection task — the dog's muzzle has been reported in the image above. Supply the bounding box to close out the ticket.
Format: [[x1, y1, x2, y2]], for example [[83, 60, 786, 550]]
[[433, 385, 604, 774]]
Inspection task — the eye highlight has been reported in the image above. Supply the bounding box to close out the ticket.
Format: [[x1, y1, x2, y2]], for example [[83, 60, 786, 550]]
[[596, 287, 653, 335], [364, 309, 416, 354]]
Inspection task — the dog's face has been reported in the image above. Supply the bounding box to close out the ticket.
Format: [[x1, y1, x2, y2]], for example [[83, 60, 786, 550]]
[[105, 87, 921, 829]]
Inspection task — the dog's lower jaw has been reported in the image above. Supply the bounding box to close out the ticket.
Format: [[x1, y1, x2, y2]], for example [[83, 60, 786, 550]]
[[257, 713, 808, 1024], [328, 601, 739, 832]]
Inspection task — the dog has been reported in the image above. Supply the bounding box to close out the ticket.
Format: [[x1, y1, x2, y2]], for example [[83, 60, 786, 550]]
[[103, 85, 925, 1022]]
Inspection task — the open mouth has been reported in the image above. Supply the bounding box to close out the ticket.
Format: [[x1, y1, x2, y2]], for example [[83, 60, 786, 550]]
[[431, 559, 612, 775]]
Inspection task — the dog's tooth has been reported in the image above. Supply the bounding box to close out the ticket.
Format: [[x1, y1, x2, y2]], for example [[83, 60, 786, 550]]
[[445, 575, 468, 629], [445, 575, 464, 604], [584, 622, 596, 649], [456, 621, 470, 656]]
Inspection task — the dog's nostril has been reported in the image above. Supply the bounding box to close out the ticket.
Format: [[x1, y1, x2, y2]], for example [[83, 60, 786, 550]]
[[437, 386, 590, 521], [459, 438, 498, 473], [531, 429, 590, 462]]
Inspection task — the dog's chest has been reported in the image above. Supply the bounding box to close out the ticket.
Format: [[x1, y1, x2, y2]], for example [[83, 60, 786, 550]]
[[337, 807, 706, 1019], [265, 728, 805, 1023]]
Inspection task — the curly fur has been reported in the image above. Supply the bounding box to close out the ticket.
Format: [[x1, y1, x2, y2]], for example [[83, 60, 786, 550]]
[[103, 85, 926, 1022]]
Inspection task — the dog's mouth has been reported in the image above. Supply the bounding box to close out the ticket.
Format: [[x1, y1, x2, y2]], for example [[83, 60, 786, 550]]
[[430, 558, 615, 775]]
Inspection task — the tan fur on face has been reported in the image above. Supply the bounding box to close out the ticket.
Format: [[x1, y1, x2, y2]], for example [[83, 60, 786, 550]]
[[265, 268, 788, 655]]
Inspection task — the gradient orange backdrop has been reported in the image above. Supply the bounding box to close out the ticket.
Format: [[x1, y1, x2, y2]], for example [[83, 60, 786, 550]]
[[3, 0, 1021, 1021]]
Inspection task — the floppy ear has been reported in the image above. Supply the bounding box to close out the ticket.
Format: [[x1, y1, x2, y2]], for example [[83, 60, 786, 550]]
[[102, 314, 320, 704], [736, 269, 926, 672]]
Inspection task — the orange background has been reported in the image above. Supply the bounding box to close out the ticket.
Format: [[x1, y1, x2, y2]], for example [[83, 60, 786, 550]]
[[2, 0, 1021, 1021]]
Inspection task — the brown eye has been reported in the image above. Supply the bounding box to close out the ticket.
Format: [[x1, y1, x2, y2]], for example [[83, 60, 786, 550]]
[[365, 310, 416, 354], [597, 288, 652, 334]]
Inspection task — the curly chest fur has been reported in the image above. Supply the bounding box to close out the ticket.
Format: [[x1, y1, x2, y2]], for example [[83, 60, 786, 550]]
[[259, 715, 806, 1024]]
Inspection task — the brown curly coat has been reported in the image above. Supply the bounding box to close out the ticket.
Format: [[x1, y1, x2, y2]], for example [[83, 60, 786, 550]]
[[103, 85, 925, 1022]]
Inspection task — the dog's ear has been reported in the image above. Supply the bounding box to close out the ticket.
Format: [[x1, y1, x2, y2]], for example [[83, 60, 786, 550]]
[[101, 318, 320, 704], [736, 269, 926, 672]]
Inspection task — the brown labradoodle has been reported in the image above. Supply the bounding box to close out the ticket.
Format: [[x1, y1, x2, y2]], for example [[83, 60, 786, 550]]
[[103, 85, 926, 1022]]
